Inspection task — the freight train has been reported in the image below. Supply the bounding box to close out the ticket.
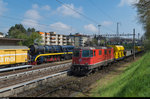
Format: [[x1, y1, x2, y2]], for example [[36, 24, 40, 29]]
[[0, 45, 74, 67], [70, 45, 143, 75], [0, 44, 143, 68]]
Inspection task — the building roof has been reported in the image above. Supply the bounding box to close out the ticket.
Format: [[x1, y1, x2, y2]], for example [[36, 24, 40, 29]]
[[0, 46, 28, 50], [0, 37, 24, 41], [74, 46, 111, 50], [0, 32, 3, 35], [39, 32, 45, 35]]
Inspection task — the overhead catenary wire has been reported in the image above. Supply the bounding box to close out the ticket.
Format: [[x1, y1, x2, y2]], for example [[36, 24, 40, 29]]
[[87, 0, 116, 22], [29, 0, 95, 29], [0, 15, 49, 27], [87, 0, 119, 33], [0, 0, 116, 34], [55, 0, 99, 25], [55, 0, 116, 33]]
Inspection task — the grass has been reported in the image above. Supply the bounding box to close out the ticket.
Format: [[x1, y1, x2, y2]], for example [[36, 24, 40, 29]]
[[91, 52, 150, 97]]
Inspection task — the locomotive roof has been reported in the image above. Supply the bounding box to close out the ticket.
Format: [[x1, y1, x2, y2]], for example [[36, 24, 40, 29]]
[[74, 46, 112, 50], [0, 46, 29, 50]]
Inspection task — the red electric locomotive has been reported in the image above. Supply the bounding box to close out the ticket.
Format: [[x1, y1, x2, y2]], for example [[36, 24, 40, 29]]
[[70, 46, 114, 75]]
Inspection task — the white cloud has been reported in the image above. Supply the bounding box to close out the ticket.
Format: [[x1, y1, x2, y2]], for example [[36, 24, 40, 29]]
[[21, 19, 48, 32], [22, 4, 75, 34], [50, 22, 71, 31], [49, 22, 74, 34], [84, 24, 98, 32], [24, 9, 41, 20], [21, 19, 39, 28], [57, 3, 83, 18], [21, 4, 52, 31], [0, 0, 7, 15], [32, 4, 39, 9], [118, 0, 139, 7], [42, 5, 51, 11], [22, 4, 42, 30], [102, 21, 113, 26]]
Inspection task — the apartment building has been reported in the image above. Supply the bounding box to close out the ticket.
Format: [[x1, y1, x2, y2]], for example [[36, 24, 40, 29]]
[[0, 32, 4, 37], [68, 33, 89, 47], [39, 32, 71, 45]]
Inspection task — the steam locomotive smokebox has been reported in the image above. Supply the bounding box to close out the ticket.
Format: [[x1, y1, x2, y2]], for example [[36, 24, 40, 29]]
[[29, 45, 45, 55]]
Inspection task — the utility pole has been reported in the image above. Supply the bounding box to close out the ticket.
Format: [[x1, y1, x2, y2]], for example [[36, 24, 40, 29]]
[[70, 27, 72, 34], [98, 25, 101, 36], [98, 25, 101, 46], [117, 22, 120, 35], [133, 29, 135, 60], [138, 33, 140, 42], [117, 22, 120, 44]]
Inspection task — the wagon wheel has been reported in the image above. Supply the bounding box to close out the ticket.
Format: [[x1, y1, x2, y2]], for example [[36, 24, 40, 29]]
[[85, 70, 92, 76], [65, 55, 69, 60]]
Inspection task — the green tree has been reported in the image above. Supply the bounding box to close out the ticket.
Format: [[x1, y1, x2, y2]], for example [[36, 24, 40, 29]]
[[27, 28, 36, 36], [135, 0, 150, 50], [92, 38, 98, 46], [8, 24, 27, 38], [25, 32, 42, 46], [7, 24, 42, 46]]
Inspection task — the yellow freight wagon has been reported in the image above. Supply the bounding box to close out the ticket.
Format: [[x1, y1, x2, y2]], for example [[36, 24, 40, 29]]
[[107, 45, 125, 60], [0, 46, 29, 66], [135, 46, 142, 52]]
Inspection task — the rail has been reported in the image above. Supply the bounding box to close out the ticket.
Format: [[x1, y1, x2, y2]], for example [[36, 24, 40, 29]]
[[0, 71, 69, 97], [0, 63, 71, 80], [0, 65, 32, 72]]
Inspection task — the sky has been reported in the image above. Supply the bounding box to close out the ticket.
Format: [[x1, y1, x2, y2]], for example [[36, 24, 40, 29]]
[[0, 0, 144, 38]]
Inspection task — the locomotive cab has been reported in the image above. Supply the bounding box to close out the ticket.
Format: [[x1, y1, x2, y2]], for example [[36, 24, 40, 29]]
[[72, 48, 93, 66], [71, 47, 95, 75]]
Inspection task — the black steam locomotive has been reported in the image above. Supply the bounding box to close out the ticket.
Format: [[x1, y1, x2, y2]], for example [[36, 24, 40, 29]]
[[29, 44, 74, 65]]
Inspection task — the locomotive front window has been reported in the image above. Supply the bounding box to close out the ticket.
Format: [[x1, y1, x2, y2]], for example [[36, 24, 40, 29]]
[[99, 50, 102, 55], [105, 50, 107, 55], [90, 50, 93, 57], [82, 50, 93, 57], [109, 50, 111, 54], [73, 50, 80, 57]]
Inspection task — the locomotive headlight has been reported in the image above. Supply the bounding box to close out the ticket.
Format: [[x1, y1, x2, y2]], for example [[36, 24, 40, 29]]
[[79, 59, 82, 62], [73, 62, 76, 64]]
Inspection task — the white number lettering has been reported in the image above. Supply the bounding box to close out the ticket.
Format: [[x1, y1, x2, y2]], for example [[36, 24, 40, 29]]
[[10, 57, 15, 62], [5, 57, 9, 62], [0, 57, 4, 63]]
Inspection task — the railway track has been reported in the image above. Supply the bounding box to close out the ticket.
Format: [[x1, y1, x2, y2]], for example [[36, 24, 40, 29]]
[[0, 71, 69, 97], [0, 61, 72, 97], [13, 51, 144, 97], [0, 62, 71, 88], [0, 60, 72, 76]]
